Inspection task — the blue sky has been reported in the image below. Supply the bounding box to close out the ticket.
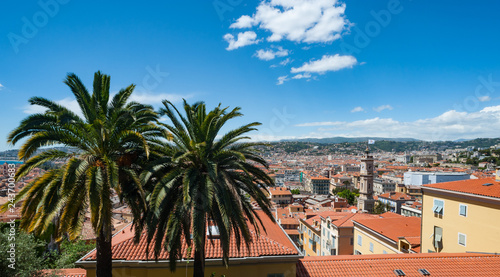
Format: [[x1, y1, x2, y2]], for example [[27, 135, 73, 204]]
[[1, 0, 500, 151]]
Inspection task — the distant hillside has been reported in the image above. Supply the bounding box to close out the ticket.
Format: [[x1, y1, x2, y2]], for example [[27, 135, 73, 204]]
[[269, 137, 500, 154], [281, 137, 421, 144]]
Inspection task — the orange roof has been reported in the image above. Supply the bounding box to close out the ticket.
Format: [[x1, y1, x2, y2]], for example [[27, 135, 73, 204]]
[[379, 211, 404, 218], [423, 177, 500, 199], [353, 216, 421, 243], [268, 187, 293, 196], [42, 268, 86, 277], [82, 211, 299, 261], [378, 192, 415, 201], [297, 253, 500, 277]]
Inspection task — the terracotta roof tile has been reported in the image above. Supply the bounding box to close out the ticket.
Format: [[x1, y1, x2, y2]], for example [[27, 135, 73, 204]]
[[353, 216, 421, 243], [297, 253, 500, 277], [423, 177, 500, 199], [83, 211, 299, 261]]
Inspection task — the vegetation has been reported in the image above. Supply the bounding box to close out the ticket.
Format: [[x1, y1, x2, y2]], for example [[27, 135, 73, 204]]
[[336, 189, 359, 205], [373, 200, 392, 214], [0, 229, 47, 277], [291, 189, 301, 194], [140, 100, 275, 277], [1, 71, 162, 277]]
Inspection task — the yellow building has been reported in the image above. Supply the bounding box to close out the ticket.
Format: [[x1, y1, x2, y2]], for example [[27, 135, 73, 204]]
[[319, 212, 379, 256], [353, 214, 421, 255], [77, 211, 302, 277], [421, 176, 500, 254], [298, 214, 322, 256]]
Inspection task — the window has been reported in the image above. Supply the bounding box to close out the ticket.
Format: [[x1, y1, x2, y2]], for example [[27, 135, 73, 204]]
[[458, 233, 466, 246], [433, 199, 444, 215], [369, 242, 374, 252], [355, 250, 362, 255], [434, 226, 443, 249], [357, 235, 362, 246], [350, 237, 354, 245], [383, 250, 388, 254], [459, 204, 467, 217]]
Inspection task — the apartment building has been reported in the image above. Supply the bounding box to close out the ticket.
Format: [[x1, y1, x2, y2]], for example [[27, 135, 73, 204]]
[[421, 175, 500, 254], [353, 215, 421, 255]]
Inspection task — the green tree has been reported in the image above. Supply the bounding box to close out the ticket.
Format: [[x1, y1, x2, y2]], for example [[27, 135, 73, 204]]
[[141, 100, 275, 277], [373, 200, 391, 214], [291, 189, 301, 194], [0, 230, 46, 277], [337, 189, 359, 205], [2, 71, 162, 277], [54, 240, 96, 269]]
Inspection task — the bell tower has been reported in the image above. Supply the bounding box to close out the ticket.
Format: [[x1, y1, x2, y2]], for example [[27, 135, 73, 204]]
[[358, 146, 375, 212]]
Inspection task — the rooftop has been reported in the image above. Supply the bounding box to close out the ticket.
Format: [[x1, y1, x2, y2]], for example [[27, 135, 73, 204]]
[[423, 177, 500, 199], [353, 216, 421, 245], [297, 253, 500, 277], [81, 211, 299, 261]]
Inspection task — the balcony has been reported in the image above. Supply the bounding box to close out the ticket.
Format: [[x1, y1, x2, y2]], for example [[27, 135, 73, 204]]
[[298, 227, 303, 234]]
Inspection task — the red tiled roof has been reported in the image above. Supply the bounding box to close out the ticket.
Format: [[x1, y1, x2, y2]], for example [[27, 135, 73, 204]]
[[42, 268, 86, 277], [353, 216, 421, 243], [297, 253, 500, 277], [423, 177, 500, 199], [379, 211, 403, 218], [83, 211, 299, 261], [378, 192, 415, 201]]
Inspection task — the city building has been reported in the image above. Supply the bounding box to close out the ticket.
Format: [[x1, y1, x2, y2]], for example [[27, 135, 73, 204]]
[[353, 215, 421, 255], [404, 172, 470, 186], [377, 192, 415, 214], [304, 175, 331, 195], [373, 178, 396, 195], [77, 210, 302, 277], [268, 187, 293, 205], [358, 148, 375, 212], [421, 175, 500, 254], [299, 214, 322, 256], [319, 212, 379, 256], [401, 201, 422, 217]]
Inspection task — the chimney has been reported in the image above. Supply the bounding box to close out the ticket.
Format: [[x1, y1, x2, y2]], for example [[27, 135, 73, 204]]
[[496, 167, 500, 181]]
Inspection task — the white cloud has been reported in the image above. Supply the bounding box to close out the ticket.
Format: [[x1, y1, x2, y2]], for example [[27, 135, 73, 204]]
[[0, 83, 4, 90], [230, 15, 255, 29], [291, 54, 357, 74], [280, 58, 293, 66], [231, 0, 349, 44], [255, 46, 289, 61], [478, 95, 491, 102], [373, 104, 393, 112], [277, 75, 289, 85], [224, 31, 259, 51], [351, 106, 364, 113], [292, 73, 311, 79], [294, 105, 500, 141]]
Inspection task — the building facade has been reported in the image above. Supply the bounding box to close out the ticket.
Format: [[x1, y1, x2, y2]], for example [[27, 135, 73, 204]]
[[421, 176, 500, 254]]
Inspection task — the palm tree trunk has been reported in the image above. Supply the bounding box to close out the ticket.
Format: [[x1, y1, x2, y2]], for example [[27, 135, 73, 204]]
[[96, 228, 112, 277], [193, 226, 206, 277]]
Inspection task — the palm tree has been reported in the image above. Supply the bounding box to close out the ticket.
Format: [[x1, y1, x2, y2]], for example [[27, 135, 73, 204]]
[[2, 71, 162, 277], [141, 100, 275, 277]]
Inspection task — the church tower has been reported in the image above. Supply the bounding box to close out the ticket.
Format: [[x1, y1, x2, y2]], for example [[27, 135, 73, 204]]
[[358, 146, 375, 212]]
